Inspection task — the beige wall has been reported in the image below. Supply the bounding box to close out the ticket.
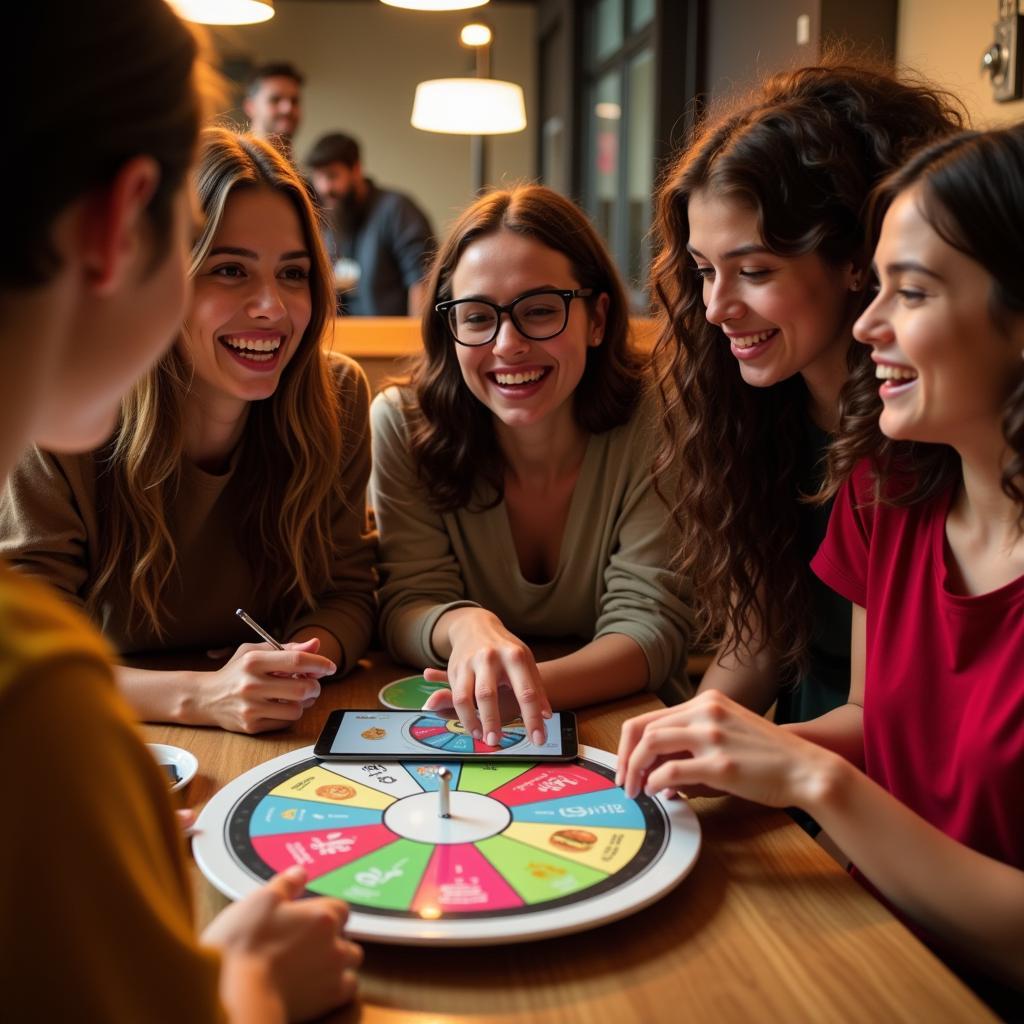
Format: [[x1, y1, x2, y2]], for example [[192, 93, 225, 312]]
[[212, 0, 537, 238], [897, 0, 1024, 126]]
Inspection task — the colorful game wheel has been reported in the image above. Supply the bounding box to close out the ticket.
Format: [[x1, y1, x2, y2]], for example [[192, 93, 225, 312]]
[[193, 745, 701, 945]]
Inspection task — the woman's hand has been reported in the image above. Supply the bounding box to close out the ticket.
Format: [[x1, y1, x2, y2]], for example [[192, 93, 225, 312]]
[[422, 609, 552, 747], [191, 639, 335, 734], [202, 866, 362, 1022], [616, 690, 836, 808]]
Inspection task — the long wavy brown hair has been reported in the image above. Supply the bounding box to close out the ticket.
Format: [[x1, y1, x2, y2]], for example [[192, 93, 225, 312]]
[[88, 128, 343, 639], [403, 184, 643, 512], [823, 125, 1024, 522], [651, 59, 964, 673]]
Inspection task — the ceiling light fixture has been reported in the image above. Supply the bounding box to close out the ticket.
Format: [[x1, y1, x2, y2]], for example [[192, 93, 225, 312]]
[[411, 77, 526, 135], [167, 0, 274, 25], [459, 22, 493, 47], [381, 0, 489, 11]]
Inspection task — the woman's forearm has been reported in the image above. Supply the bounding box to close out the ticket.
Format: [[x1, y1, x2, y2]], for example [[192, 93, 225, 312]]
[[287, 626, 342, 675], [783, 703, 865, 768], [805, 753, 1024, 987], [115, 665, 200, 724], [538, 634, 650, 709], [697, 643, 780, 715]]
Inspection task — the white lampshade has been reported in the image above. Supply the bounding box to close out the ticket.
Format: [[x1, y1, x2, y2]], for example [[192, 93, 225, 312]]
[[167, 0, 274, 24], [381, 0, 488, 10], [411, 78, 526, 135]]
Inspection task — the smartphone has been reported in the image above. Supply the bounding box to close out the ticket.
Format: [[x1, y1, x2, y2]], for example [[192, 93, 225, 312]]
[[314, 709, 579, 762]]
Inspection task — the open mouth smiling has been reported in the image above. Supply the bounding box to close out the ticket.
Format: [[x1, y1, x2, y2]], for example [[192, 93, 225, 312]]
[[729, 328, 779, 350], [218, 334, 284, 365], [488, 367, 551, 387]]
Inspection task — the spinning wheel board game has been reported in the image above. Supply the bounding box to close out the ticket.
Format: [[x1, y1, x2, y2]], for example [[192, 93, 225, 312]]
[[194, 719, 701, 945]]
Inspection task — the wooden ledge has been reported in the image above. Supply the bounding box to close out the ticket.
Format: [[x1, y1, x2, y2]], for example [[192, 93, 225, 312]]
[[323, 316, 661, 359]]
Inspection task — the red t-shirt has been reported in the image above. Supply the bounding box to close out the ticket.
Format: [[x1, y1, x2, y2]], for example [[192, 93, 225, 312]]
[[812, 460, 1024, 872]]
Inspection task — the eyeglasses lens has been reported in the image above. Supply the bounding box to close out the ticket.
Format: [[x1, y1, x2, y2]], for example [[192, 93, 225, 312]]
[[449, 292, 567, 345]]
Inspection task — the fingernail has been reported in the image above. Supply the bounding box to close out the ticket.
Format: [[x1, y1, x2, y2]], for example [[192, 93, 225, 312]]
[[532, 729, 545, 745], [328, 663, 337, 674], [472, 728, 482, 740], [542, 709, 553, 719], [486, 731, 499, 746]]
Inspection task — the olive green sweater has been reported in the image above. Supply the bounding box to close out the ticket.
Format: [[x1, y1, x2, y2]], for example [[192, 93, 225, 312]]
[[370, 388, 693, 693]]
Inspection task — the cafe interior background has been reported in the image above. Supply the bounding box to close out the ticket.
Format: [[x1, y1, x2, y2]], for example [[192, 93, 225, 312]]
[[199, 0, 1024, 325]]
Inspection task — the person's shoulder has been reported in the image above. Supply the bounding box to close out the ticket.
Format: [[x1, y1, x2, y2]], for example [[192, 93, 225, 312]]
[[325, 350, 368, 395], [846, 455, 924, 508], [324, 351, 371, 417], [13, 443, 98, 488], [377, 186, 430, 223], [0, 566, 112, 703], [370, 385, 416, 438]]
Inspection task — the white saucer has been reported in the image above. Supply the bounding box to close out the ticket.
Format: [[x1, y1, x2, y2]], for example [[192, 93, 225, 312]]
[[147, 743, 199, 792]]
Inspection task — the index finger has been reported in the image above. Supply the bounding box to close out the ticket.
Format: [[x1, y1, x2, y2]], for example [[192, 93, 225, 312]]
[[503, 655, 548, 745], [248, 650, 337, 676], [615, 705, 686, 786]]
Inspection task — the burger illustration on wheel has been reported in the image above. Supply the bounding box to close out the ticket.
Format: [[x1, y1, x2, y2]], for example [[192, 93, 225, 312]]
[[549, 829, 598, 852]]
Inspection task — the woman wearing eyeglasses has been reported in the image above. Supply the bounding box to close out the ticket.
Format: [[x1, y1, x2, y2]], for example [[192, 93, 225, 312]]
[[370, 185, 692, 744]]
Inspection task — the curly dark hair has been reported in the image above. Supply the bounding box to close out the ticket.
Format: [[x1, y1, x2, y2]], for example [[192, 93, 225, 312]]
[[823, 125, 1024, 524], [402, 184, 644, 512], [650, 58, 965, 673]]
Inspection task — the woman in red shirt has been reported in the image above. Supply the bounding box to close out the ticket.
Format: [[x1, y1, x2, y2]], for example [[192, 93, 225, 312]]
[[617, 126, 1024, 999]]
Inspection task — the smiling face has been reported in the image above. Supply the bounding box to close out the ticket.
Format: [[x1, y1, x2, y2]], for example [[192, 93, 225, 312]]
[[448, 229, 607, 437], [181, 186, 312, 406], [854, 186, 1024, 447], [244, 75, 302, 140], [686, 188, 859, 393]]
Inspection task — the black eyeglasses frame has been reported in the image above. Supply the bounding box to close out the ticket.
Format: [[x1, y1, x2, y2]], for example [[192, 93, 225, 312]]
[[435, 287, 594, 347]]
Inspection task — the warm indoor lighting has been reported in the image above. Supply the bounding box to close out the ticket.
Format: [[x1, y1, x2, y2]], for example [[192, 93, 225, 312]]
[[381, 0, 488, 11], [167, 0, 274, 24], [595, 101, 622, 120], [460, 22, 493, 47], [411, 78, 527, 135]]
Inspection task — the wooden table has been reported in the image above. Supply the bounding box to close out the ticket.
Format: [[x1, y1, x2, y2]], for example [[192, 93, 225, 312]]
[[144, 654, 993, 1023]]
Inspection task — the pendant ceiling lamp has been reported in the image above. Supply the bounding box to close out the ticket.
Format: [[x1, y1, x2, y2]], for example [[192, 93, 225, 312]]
[[411, 20, 526, 194], [381, 1, 488, 10], [411, 78, 526, 135], [167, 0, 274, 25], [411, 18, 525, 137]]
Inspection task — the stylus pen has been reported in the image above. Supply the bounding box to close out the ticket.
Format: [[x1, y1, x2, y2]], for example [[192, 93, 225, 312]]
[[235, 608, 285, 650]]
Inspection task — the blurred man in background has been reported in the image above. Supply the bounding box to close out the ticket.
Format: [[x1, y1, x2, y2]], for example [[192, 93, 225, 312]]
[[244, 62, 303, 157], [307, 132, 434, 316]]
